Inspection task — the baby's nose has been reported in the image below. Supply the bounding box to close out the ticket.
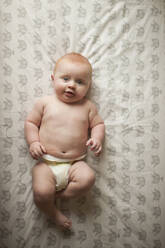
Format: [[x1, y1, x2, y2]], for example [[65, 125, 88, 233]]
[[68, 80, 75, 88]]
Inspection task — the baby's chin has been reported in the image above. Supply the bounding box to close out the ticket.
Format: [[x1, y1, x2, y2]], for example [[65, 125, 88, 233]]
[[63, 98, 85, 104], [59, 94, 87, 104]]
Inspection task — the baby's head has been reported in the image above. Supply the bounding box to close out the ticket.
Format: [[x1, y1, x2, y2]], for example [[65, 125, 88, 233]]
[[54, 53, 92, 75], [51, 53, 92, 103]]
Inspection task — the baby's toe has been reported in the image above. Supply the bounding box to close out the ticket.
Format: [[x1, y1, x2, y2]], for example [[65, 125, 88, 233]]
[[65, 221, 72, 229]]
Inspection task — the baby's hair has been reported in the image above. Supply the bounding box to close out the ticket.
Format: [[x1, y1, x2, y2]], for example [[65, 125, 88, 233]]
[[54, 52, 92, 74]]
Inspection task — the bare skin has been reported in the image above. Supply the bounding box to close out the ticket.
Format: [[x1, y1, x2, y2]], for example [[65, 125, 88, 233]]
[[25, 53, 105, 229], [32, 162, 72, 229]]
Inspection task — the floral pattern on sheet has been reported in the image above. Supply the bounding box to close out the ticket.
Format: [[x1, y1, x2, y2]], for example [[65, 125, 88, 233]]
[[0, 0, 165, 247]]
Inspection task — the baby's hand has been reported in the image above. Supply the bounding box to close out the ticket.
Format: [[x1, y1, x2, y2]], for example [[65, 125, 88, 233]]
[[86, 138, 102, 156], [29, 141, 46, 159]]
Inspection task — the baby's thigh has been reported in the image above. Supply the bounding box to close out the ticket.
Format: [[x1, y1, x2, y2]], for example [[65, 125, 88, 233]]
[[69, 161, 95, 188], [32, 162, 55, 194]]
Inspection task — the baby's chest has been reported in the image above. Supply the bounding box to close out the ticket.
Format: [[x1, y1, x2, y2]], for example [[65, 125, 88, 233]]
[[44, 105, 89, 126]]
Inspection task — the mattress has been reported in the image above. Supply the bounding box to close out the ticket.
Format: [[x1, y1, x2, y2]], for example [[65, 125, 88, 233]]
[[0, 0, 165, 247]]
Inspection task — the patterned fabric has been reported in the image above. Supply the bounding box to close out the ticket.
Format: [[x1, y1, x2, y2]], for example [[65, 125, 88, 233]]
[[0, 0, 165, 247]]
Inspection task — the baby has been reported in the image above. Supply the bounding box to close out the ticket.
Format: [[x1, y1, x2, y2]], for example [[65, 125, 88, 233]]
[[24, 53, 105, 229]]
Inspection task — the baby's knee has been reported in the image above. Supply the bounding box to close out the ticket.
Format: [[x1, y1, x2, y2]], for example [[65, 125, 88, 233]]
[[81, 170, 95, 191], [88, 170, 95, 186], [33, 186, 54, 205]]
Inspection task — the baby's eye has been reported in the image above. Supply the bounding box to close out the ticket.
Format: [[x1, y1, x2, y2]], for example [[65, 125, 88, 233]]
[[63, 77, 69, 81], [76, 79, 84, 84]]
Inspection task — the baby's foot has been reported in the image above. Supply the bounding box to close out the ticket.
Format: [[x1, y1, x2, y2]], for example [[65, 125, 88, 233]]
[[54, 208, 72, 230]]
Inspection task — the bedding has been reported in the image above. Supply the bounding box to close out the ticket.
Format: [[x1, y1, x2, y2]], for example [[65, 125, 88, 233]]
[[0, 0, 165, 247]]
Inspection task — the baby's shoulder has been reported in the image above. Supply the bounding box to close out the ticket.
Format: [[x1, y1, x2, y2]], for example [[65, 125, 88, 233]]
[[36, 95, 53, 104], [32, 95, 53, 110], [85, 99, 97, 111]]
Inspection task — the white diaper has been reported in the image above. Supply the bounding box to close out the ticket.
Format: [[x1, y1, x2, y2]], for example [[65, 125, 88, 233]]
[[42, 154, 86, 191]]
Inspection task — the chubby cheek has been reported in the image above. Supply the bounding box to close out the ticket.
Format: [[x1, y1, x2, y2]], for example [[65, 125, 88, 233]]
[[53, 78, 62, 89], [81, 88, 89, 97], [54, 83, 66, 98], [76, 91, 87, 101], [54, 84, 62, 94]]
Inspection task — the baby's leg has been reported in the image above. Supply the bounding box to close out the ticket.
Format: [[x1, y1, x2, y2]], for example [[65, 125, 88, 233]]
[[32, 162, 72, 229], [57, 161, 95, 199]]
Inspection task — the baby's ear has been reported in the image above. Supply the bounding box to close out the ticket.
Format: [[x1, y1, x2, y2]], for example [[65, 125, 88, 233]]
[[51, 74, 54, 81]]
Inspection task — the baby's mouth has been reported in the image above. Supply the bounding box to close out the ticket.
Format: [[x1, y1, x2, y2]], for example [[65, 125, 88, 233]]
[[65, 91, 75, 97]]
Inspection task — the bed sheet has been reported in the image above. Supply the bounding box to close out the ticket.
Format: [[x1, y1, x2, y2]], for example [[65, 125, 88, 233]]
[[0, 0, 165, 247]]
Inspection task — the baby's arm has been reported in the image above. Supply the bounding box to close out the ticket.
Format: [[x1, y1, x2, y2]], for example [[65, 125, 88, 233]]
[[24, 98, 46, 159], [86, 102, 105, 156]]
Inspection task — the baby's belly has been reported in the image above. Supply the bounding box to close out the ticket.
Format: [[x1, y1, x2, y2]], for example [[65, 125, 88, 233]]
[[43, 146, 87, 159], [39, 129, 88, 159]]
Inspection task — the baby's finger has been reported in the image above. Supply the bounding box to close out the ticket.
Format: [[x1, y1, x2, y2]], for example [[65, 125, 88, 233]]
[[31, 151, 38, 159], [32, 146, 42, 157], [36, 147, 44, 157], [36, 151, 43, 158], [90, 141, 98, 150], [95, 146, 102, 156], [93, 143, 100, 150], [86, 139, 93, 147], [40, 144, 46, 153]]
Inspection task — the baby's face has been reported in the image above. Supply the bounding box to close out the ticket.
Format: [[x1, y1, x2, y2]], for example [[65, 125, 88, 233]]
[[52, 59, 92, 103]]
